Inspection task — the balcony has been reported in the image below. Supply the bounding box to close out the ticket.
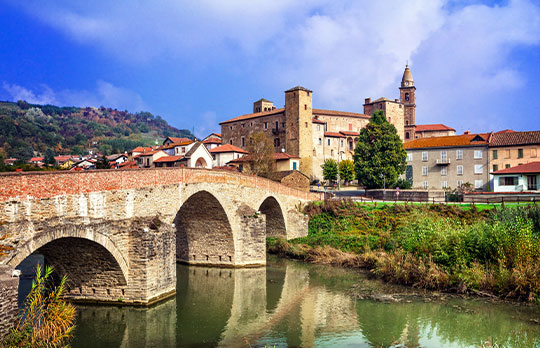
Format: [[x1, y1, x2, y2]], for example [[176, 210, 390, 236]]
[[436, 159, 451, 165]]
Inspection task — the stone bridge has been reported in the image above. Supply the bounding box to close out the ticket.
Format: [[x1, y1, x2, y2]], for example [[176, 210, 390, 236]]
[[0, 168, 320, 314]]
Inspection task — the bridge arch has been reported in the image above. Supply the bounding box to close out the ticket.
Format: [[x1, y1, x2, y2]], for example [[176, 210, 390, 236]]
[[258, 196, 287, 238], [175, 190, 235, 266], [9, 227, 128, 301]]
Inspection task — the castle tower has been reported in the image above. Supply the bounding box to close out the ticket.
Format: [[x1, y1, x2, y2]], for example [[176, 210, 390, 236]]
[[253, 98, 274, 113], [399, 65, 416, 140], [284, 86, 313, 177]]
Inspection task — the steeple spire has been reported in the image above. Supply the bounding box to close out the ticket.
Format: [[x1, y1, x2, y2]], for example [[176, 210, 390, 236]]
[[401, 64, 414, 87]]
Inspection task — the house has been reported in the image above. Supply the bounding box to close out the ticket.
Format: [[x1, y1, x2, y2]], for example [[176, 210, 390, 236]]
[[209, 144, 248, 167], [153, 155, 185, 168], [180, 142, 213, 168], [136, 150, 168, 168], [202, 136, 222, 151], [3, 158, 17, 166], [71, 159, 95, 170], [28, 157, 44, 166], [119, 160, 138, 169], [491, 162, 540, 192], [107, 154, 128, 164], [160, 140, 195, 156], [488, 130, 540, 172], [163, 136, 192, 146], [229, 152, 300, 172], [54, 155, 79, 169], [129, 147, 153, 160], [404, 133, 491, 191]]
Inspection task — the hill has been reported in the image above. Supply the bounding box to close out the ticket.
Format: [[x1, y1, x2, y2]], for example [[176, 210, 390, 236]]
[[0, 100, 193, 160]]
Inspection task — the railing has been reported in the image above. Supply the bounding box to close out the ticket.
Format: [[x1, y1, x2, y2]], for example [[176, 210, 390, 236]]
[[435, 159, 451, 165]]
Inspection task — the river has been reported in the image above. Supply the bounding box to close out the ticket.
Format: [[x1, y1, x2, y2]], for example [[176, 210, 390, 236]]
[[19, 255, 540, 347]]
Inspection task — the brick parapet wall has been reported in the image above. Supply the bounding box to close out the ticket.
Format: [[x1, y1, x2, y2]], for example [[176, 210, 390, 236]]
[[0, 168, 321, 202], [0, 265, 19, 338]]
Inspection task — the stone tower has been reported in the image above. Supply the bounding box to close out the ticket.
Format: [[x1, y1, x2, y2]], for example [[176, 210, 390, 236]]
[[253, 98, 274, 113], [285, 86, 313, 177], [399, 65, 416, 140]]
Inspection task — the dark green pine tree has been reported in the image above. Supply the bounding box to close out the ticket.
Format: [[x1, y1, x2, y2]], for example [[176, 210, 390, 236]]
[[353, 110, 407, 189]]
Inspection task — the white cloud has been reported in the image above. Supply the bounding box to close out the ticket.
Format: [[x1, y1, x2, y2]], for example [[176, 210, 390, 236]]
[[2, 81, 147, 112], [7, 0, 540, 132]]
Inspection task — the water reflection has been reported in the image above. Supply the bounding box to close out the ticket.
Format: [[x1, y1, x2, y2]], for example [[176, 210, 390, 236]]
[[67, 258, 540, 348]]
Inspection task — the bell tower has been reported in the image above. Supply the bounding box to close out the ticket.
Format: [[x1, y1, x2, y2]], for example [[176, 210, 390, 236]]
[[399, 64, 416, 140]]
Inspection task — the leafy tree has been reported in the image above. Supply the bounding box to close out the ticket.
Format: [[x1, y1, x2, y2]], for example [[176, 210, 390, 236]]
[[322, 158, 338, 183], [44, 148, 56, 166], [2, 265, 76, 347], [396, 177, 412, 189], [246, 131, 275, 178], [353, 111, 407, 189], [96, 155, 111, 169], [338, 159, 355, 185]]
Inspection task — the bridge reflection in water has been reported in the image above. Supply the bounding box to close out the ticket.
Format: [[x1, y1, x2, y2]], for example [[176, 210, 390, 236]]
[[69, 258, 540, 348]]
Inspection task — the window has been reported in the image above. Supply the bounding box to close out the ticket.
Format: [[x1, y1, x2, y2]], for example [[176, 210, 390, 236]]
[[441, 181, 448, 189], [441, 151, 447, 161], [518, 148, 524, 158], [532, 148, 537, 158], [499, 177, 518, 186], [422, 151, 428, 161], [317, 125, 320, 131], [331, 149, 334, 156], [264, 122, 268, 129], [313, 149, 316, 156], [423, 181, 428, 189], [318, 138, 322, 145], [275, 121, 279, 130], [474, 164, 483, 174], [475, 180, 483, 189], [441, 167, 447, 176], [407, 153, 412, 161], [349, 123, 352, 131], [457, 165, 463, 175], [405, 93, 409, 101], [274, 138, 280, 147], [349, 141, 353, 150], [229, 126, 233, 130], [212, 154, 216, 160], [241, 137, 245, 147], [505, 164, 511, 169], [229, 139, 233, 145], [328, 139, 331, 146], [505, 150, 510, 159], [456, 149, 463, 160], [305, 122, 308, 128], [457, 180, 463, 187], [492, 150, 498, 159], [304, 104, 307, 110], [474, 150, 482, 159], [250, 122, 253, 127], [493, 164, 498, 172], [182, 147, 186, 153], [242, 123, 245, 128], [422, 166, 428, 176], [405, 132, 410, 139], [340, 139, 344, 147], [293, 161, 297, 170], [307, 91, 310, 96]]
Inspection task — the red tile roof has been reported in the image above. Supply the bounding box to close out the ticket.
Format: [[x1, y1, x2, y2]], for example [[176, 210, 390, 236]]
[[165, 137, 191, 143], [131, 146, 153, 153], [415, 124, 456, 132], [313, 109, 369, 119], [29, 157, 44, 162], [312, 118, 326, 124], [160, 141, 193, 149], [404, 133, 491, 149], [495, 129, 516, 134], [220, 108, 285, 124], [209, 144, 248, 154], [340, 131, 359, 136], [492, 161, 540, 174], [153, 155, 185, 163], [119, 160, 138, 169], [137, 150, 164, 156], [490, 130, 540, 147], [324, 132, 345, 138], [203, 137, 222, 144]]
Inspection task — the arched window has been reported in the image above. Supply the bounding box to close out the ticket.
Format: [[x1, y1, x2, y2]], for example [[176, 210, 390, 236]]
[[405, 132, 410, 139], [405, 93, 409, 101]]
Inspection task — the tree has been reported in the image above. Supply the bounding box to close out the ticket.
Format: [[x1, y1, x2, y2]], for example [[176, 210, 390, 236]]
[[246, 131, 275, 178], [338, 159, 355, 185], [96, 155, 110, 169], [322, 158, 338, 183], [44, 148, 56, 166], [353, 111, 407, 189]]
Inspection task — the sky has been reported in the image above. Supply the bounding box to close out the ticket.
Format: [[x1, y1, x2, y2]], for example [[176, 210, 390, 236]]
[[0, 0, 539, 138]]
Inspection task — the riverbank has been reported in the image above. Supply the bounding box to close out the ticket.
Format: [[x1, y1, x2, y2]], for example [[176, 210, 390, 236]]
[[268, 201, 540, 302]]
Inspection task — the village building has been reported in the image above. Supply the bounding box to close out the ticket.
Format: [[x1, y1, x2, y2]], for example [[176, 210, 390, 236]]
[[202, 133, 222, 151], [219, 65, 420, 180], [107, 154, 128, 165], [491, 162, 540, 192], [488, 130, 540, 172], [71, 159, 96, 170], [209, 144, 247, 167], [229, 152, 300, 173], [404, 133, 491, 191], [136, 150, 168, 168], [128, 146, 153, 160], [163, 136, 192, 146], [414, 124, 456, 139], [161, 140, 195, 156]]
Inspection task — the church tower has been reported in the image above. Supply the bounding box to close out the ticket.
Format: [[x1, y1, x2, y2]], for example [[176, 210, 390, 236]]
[[285, 86, 313, 177], [399, 65, 416, 140]]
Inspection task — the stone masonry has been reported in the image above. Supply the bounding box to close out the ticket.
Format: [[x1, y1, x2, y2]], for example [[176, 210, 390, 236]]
[[0, 265, 19, 338]]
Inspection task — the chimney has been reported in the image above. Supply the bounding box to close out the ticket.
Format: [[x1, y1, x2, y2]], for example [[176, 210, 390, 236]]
[[464, 130, 471, 135], [364, 98, 371, 104]]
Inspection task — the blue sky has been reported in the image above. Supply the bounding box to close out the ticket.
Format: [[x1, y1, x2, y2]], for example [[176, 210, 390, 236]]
[[1, 0, 539, 137]]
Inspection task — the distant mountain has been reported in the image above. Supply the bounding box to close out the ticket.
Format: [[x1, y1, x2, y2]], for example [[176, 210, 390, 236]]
[[0, 100, 193, 160]]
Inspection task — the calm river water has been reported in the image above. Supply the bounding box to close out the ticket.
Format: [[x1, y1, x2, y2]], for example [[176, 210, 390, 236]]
[[30, 255, 540, 347]]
